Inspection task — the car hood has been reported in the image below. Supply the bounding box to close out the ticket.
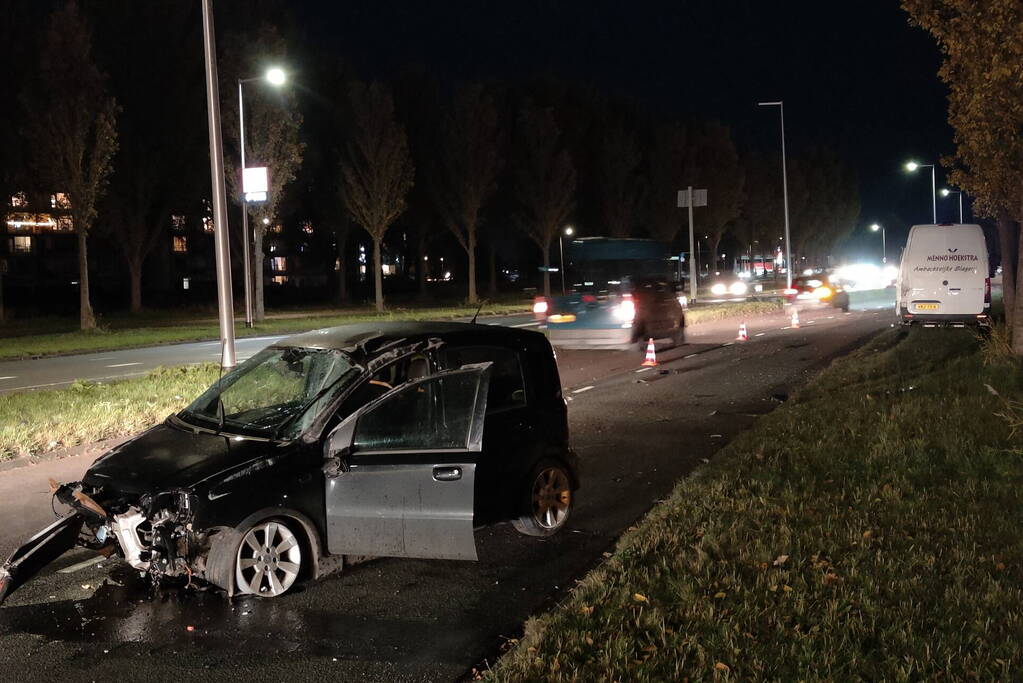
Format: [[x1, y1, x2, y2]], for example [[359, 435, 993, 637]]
[[84, 420, 270, 494]]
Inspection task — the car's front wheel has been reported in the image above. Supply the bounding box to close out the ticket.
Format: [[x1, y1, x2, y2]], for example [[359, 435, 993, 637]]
[[234, 519, 304, 598], [512, 461, 574, 537]]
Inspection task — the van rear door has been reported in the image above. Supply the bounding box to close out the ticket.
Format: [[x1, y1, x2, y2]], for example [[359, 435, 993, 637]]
[[905, 225, 987, 316]]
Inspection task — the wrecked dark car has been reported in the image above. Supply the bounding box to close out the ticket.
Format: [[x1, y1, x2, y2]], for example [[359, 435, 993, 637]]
[[0, 322, 578, 602]]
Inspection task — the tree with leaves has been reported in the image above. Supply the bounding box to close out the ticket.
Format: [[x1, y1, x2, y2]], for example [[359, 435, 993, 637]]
[[23, 2, 118, 330], [221, 24, 304, 322], [685, 120, 745, 271], [341, 81, 416, 312], [432, 84, 502, 304], [512, 102, 577, 298], [648, 123, 689, 246], [902, 0, 1023, 343]]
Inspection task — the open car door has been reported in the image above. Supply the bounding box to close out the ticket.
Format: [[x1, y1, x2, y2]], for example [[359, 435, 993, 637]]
[[323, 363, 491, 561]]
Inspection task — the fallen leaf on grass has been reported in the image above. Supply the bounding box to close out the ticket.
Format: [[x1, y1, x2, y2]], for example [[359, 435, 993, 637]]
[[579, 605, 594, 616], [782, 585, 793, 593], [862, 529, 873, 539], [714, 591, 726, 599], [823, 572, 842, 585], [773, 554, 789, 567], [715, 662, 731, 672], [633, 593, 650, 604]]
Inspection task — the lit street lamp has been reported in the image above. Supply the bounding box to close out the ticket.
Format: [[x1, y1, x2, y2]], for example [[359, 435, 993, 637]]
[[904, 161, 937, 223], [870, 223, 886, 263], [239, 67, 287, 327], [940, 187, 963, 223], [559, 225, 574, 295], [757, 101, 793, 288]]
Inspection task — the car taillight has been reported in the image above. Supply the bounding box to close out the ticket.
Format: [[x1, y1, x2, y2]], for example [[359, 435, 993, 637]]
[[613, 294, 636, 322]]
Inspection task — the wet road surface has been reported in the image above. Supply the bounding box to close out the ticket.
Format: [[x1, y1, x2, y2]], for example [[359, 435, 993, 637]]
[[0, 298, 893, 681]]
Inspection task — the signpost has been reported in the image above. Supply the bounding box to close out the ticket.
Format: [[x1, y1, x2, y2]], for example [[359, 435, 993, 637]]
[[678, 187, 708, 303]]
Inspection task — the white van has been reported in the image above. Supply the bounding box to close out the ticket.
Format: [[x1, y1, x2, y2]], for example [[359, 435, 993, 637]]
[[897, 224, 991, 327]]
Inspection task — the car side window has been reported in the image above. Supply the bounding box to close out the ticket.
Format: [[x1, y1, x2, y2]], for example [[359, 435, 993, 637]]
[[440, 346, 525, 413], [353, 372, 481, 451], [337, 353, 431, 420]]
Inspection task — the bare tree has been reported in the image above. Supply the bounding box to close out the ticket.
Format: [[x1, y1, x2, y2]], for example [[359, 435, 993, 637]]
[[23, 2, 117, 330], [688, 120, 745, 271], [648, 123, 689, 244], [433, 85, 502, 304], [221, 25, 304, 322], [512, 102, 576, 298], [341, 81, 415, 312]]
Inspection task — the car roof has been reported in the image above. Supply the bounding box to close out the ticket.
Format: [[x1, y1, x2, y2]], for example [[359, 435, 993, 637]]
[[276, 320, 544, 359]]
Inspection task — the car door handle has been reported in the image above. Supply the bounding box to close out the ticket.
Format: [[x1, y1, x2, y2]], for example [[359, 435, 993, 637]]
[[433, 466, 462, 482]]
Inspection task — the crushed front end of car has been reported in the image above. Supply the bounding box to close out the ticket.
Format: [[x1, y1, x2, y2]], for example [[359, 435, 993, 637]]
[[0, 479, 218, 605]]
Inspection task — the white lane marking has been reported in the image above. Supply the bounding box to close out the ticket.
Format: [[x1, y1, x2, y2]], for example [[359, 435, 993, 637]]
[[0, 376, 16, 381], [106, 362, 142, 368], [828, 316, 835, 319], [684, 353, 698, 359], [722, 342, 734, 346], [806, 320, 816, 324], [572, 385, 595, 394], [512, 321, 540, 328], [58, 555, 106, 574], [781, 326, 791, 330], [754, 332, 766, 337], [635, 367, 653, 373]]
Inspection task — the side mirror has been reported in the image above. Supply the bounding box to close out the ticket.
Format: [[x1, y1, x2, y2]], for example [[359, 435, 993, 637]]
[[322, 417, 357, 477]]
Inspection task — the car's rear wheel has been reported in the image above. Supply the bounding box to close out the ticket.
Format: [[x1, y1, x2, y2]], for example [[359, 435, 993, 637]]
[[512, 461, 573, 537], [234, 519, 303, 598], [672, 319, 686, 348]]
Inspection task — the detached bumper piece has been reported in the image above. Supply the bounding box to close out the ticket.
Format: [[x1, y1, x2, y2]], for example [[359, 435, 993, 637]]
[[0, 514, 85, 606]]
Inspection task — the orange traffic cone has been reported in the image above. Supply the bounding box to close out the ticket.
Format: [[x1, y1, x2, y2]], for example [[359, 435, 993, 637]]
[[641, 338, 657, 366], [737, 322, 749, 341], [791, 309, 800, 328]]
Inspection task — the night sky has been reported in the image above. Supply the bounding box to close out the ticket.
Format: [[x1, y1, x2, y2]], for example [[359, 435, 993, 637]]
[[294, 0, 956, 261]]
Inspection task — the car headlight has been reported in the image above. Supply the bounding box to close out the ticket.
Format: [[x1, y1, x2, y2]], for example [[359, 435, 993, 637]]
[[710, 283, 727, 296], [814, 286, 833, 299], [532, 299, 548, 314], [729, 281, 748, 296], [613, 297, 636, 322]]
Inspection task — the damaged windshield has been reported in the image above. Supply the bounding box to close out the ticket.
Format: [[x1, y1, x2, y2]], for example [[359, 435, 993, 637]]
[[180, 346, 360, 437]]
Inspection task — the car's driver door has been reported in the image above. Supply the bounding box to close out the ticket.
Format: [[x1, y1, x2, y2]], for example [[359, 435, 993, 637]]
[[322, 364, 491, 560]]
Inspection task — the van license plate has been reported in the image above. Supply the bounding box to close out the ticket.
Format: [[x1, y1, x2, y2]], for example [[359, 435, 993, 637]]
[[915, 303, 938, 310]]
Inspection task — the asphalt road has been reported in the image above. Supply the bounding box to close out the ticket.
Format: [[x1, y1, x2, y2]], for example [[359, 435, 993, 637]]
[[0, 296, 894, 682], [0, 313, 540, 394]]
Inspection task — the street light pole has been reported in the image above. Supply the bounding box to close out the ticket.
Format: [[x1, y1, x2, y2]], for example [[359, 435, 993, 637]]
[[238, 79, 253, 328], [941, 188, 964, 223], [870, 223, 886, 263], [905, 161, 937, 223], [559, 226, 574, 295], [758, 101, 793, 288], [200, 0, 236, 368]]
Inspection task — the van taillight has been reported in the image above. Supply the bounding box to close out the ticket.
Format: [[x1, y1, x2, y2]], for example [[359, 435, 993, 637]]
[[532, 296, 548, 320], [985, 277, 991, 303]]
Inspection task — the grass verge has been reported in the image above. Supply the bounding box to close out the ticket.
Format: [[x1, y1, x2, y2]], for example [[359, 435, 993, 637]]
[[0, 303, 529, 360], [686, 299, 784, 325], [0, 364, 218, 460], [488, 327, 1023, 680]]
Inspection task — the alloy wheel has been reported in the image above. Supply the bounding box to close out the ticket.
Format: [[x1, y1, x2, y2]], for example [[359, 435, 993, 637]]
[[235, 520, 302, 597], [530, 467, 571, 530]]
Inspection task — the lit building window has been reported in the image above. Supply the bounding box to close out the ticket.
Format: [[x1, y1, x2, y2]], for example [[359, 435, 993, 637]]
[[270, 222, 283, 234], [171, 215, 186, 231], [53, 192, 71, 209], [381, 264, 394, 275], [6, 213, 57, 231], [202, 216, 214, 233], [270, 256, 287, 272], [11, 236, 32, 253], [57, 216, 74, 232], [172, 236, 188, 253], [301, 221, 313, 235], [9, 192, 26, 208], [272, 275, 288, 285]]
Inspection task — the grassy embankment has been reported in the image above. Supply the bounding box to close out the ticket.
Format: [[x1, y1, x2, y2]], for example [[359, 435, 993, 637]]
[[0, 303, 531, 360], [488, 325, 1023, 680], [686, 300, 783, 325], [0, 364, 219, 461]]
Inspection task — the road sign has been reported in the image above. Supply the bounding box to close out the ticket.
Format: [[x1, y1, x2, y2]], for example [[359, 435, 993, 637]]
[[677, 188, 707, 208], [243, 166, 269, 203]]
